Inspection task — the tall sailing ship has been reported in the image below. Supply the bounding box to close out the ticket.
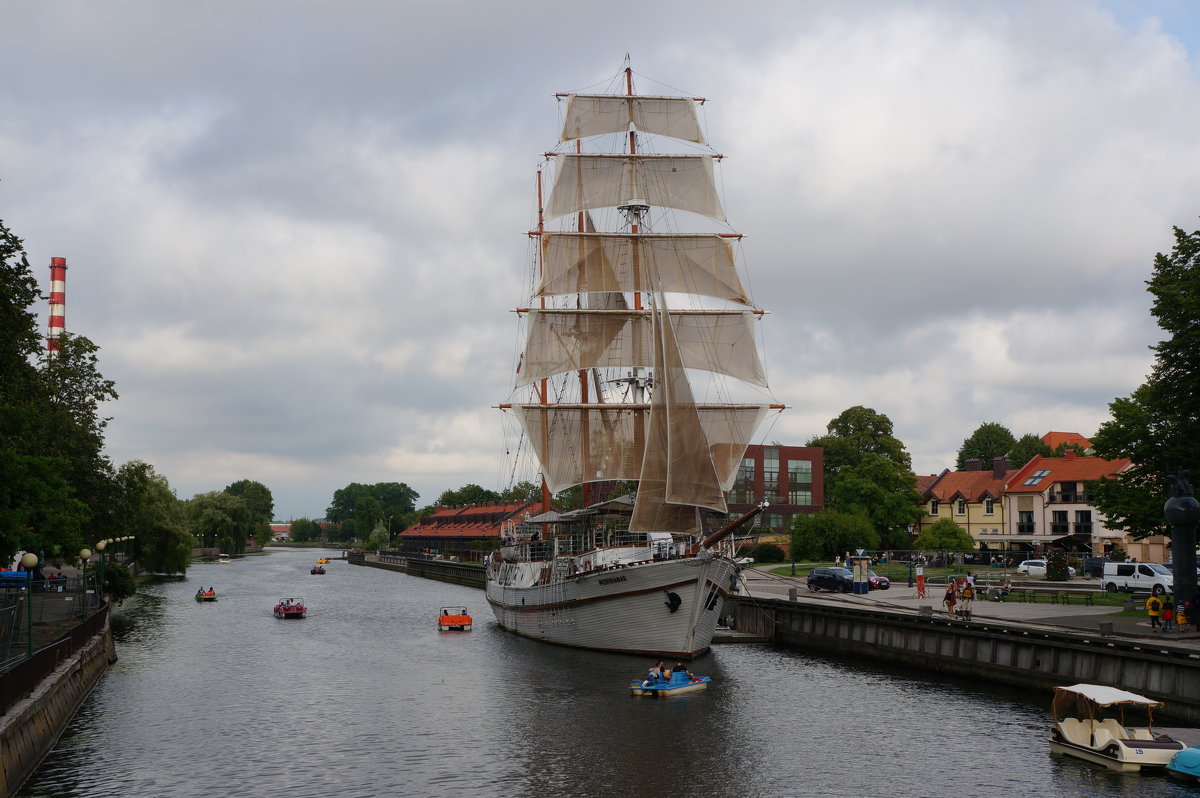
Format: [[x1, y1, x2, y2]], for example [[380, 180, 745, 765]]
[[487, 61, 781, 658]]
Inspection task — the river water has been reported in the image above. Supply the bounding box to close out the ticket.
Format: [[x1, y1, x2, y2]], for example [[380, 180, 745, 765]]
[[14, 547, 1198, 798]]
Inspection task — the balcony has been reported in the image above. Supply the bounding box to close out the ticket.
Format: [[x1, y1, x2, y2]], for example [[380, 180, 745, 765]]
[[1048, 492, 1091, 503], [1017, 523, 1036, 533], [1050, 524, 1070, 535], [1074, 523, 1093, 535]]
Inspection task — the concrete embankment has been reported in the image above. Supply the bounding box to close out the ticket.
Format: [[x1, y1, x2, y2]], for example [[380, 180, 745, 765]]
[[349, 552, 485, 587], [726, 592, 1200, 723], [0, 609, 115, 798]]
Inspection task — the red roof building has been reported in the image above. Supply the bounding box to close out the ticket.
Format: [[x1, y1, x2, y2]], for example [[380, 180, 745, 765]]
[[397, 501, 538, 561], [918, 457, 1015, 551], [1002, 450, 1131, 554]]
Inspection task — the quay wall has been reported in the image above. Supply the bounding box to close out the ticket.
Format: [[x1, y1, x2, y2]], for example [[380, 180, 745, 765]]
[[0, 616, 115, 798], [727, 596, 1200, 723], [350, 553, 485, 588]]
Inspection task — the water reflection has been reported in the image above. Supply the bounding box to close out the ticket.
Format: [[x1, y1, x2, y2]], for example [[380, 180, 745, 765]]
[[16, 548, 1200, 798]]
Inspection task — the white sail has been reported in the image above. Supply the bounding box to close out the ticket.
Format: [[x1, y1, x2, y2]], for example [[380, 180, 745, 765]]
[[517, 309, 765, 388], [545, 154, 726, 222], [560, 94, 707, 144], [537, 233, 750, 305], [512, 403, 768, 494]]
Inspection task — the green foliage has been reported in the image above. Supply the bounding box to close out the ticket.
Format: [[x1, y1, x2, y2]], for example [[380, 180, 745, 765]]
[[1046, 549, 1071, 581], [808, 405, 912, 474], [438, 483, 501, 506], [287, 518, 322, 543], [113, 461, 191, 574], [327, 482, 419, 537], [552, 485, 581, 511], [252, 521, 273, 547], [224, 479, 274, 524], [1007, 433, 1053, 470], [500, 481, 541, 502], [1108, 546, 1126, 562], [913, 518, 975, 551], [790, 511, 879, 561], [748, 542, 786, 563], [956, 422, 1016, 471], [1092, 224, 1200, 538], [102, 561, 136, 603]]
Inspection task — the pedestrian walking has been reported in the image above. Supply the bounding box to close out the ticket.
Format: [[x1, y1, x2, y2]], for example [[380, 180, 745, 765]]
[[1163, 601, 1175, 632], [960, 581, 976, 621], [943, 582, 957, 619], [1146, 593, 1164, 631]]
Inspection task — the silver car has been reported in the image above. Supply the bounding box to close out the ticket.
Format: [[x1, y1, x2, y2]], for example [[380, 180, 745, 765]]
[[1016, 559, 1076, 577]]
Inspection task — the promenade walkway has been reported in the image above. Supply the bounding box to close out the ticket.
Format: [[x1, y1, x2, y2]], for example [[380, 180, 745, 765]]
[[737, 566, 1200, 648]]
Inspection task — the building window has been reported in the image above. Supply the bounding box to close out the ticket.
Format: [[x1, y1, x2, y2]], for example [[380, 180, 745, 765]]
[[930, 500, 939, 515], [956, 499, 966, 515], [1018, 510, 1035, 534], [787, 460, 812, 484], [788, 489, 812, 505], [984, 498, 994, 515], [1023, 469, 1051, 487]]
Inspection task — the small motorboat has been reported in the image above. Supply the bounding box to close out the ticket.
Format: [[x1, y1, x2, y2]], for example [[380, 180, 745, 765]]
[[630, 670, 711, 697], [194, 588, 218, 602], [217, 553, 231, 564], [311, 565, 326, 575], [274, 598, 307, 619], [1048, 683, 1185, 771], [438, 607, 472, 631], [316, 558, 331, 564]]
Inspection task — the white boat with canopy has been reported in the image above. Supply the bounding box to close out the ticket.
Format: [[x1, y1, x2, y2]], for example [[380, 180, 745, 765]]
[[1049, 683, 1186, 771]]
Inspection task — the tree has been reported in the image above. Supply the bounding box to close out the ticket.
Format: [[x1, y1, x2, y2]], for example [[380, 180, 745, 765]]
[[790, 511, 879, 561], [437, 483, 501, 507], [1092, 224, 1200, 538], [956, 422, 1016, 470], [113, 460, 191, 574], [748, 542, 786, 563], [225, 479, 274, 525], [186, 491, 243, 553], [913, 518, 975, 551], [288, 518, 322, 543], [500, 481, 541, 502], [809, 408, 921, 547], [1046, 549, 1072, 581], [1007, 433, 1053, 470], [327, 482, 419, 536]]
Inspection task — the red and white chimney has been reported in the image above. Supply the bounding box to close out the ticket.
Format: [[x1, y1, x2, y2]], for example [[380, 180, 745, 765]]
[[47, 257, 67, 354]]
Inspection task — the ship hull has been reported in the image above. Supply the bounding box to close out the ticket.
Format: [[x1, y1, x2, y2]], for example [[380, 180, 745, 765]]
[[486, 556, 738, 657]]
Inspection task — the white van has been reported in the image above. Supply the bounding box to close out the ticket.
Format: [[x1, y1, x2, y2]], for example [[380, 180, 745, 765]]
[[1102, 562, 1173, 595]]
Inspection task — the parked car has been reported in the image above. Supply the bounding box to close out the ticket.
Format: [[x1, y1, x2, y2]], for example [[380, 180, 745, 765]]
[[866, 569, 890, 590], [1016, 559, 1076, 577], [807, 567, 853, 593]]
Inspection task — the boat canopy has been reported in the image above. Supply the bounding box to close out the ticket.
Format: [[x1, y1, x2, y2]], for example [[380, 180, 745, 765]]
[[1052, 684, 1163, 723]]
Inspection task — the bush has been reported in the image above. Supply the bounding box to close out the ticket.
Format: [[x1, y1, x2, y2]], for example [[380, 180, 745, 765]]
[[749, 542, 786, 563], [103, 562, 136, 603], [1046, 549, 1072, 581]]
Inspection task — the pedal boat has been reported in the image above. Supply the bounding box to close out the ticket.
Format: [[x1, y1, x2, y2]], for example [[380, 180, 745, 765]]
[[1049, 683, 1185, 771], [438, 607, 472, 631], [194, 591, 217, 602], [310, 565, 326, 574], [630, 671, 712, 697], [274, 598, 307, 619]]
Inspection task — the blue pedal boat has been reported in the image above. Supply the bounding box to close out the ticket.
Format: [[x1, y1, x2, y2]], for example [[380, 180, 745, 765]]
[[629, 671, 711, 697]]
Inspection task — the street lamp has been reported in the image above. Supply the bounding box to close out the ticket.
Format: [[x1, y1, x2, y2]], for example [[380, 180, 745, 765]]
[[20, 552, 38, 657], [388, 516, 394, 549], [79, 548, 91, 619], [96, 539, 107, 600]]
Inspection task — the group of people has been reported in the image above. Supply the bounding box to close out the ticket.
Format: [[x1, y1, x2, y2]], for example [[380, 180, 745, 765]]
[[195, 586, 215, 597], [643, 660, 697, 685], [941, 574, 983, 620], [1145, 594, 1191, 633]]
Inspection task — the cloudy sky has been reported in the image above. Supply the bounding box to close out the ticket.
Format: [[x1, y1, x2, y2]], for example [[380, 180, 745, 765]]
[[3, 1, 1199, 521]]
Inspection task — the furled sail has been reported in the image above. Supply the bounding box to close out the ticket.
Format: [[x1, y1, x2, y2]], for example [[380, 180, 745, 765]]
[[517, 309, 766, 388], [560, 94, 707, 145], [537, 233, 750, 305], [512, 404, 767, 494], [630, 298, 726, 533], [545, 154, 726, 222]]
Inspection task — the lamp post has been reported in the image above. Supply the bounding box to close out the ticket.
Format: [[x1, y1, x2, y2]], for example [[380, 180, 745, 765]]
[[388, 516, 394, 549], [79, 548, 91, 619], [20, 552, 38, 657], [96, 539, 107, 602]]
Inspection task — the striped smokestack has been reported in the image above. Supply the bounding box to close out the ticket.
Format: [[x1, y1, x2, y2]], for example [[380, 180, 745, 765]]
[[47, 257, 67, 354]]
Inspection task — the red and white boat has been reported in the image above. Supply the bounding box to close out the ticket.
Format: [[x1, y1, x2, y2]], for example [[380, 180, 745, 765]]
[[273, 597, 306, 619], [438, 607, 473, 631]]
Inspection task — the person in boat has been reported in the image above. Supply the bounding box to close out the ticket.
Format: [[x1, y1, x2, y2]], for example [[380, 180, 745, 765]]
[[647, 661, 665, 683]]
